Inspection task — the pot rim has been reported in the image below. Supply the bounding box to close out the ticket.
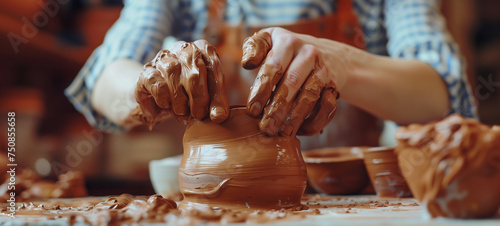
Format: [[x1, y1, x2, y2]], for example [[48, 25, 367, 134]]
[[302, 147, 365, 163], [363, 146, 397, 164]]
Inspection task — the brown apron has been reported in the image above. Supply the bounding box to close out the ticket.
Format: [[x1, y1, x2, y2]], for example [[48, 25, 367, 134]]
[[207, 0, 382, 150]]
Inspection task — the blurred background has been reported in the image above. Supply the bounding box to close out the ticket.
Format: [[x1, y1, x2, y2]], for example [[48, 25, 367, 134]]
[[0, 0, 499, 196]]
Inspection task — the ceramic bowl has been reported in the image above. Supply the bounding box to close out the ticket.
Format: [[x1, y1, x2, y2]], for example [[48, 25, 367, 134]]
[[303, 147, 369, 195]]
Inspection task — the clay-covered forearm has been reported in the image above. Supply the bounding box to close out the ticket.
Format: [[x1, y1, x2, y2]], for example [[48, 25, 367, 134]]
[[91, 58, 144, 128]]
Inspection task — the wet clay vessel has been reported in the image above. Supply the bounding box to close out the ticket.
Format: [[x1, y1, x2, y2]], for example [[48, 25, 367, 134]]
[[395, 114, 500, 218], [178, 107, 307, 210], [302, 147, 369, 195], [363, 147, 412, 198]]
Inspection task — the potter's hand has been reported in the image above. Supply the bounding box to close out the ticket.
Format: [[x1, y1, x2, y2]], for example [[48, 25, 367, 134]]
[[135, 40, 229, 128], [242, 28, 339, 136]]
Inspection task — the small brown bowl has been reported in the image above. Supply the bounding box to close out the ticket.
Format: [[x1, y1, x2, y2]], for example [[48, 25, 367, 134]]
[[363, 147, 412, 198], [302, 147, 369, 195]]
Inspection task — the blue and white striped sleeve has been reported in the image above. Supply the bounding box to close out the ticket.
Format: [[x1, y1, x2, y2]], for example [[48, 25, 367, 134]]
[[384, 0, 477, 119], [64, 0, 176, 132]]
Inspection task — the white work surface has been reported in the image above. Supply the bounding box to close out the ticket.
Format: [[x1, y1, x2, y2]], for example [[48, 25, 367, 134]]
[[271, 195, 500, 226]]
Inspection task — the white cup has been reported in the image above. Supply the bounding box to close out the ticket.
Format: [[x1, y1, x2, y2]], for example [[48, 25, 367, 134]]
[[149, 155, 183, 197]]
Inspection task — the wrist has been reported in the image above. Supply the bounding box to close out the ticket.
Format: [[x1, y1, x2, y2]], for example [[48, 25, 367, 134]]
[[92, 59, 142, 127]]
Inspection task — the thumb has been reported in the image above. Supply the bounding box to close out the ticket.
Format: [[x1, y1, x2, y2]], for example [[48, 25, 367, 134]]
[[241, 29, 273, 69]]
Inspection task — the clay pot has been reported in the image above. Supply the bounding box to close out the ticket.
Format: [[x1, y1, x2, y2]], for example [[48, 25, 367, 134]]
[[178, 107, 307, 210], [302, 147, 369, 195], [363, 147, 412, 198]]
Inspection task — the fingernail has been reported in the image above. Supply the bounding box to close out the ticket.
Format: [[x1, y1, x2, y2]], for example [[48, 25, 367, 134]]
[[248, 102, 262, 117], [280, 124, 294, 137], [211, 106, 226, 117], [211, 106, 227, 123]]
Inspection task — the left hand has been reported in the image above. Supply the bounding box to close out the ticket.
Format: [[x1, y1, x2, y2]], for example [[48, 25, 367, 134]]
[[134, 40, 230, 128], [241, 27, 341, 137]]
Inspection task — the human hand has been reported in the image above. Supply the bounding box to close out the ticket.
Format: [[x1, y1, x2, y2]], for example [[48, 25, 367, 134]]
[[242, 27, 340, 137], [134, 40, 229, 129]]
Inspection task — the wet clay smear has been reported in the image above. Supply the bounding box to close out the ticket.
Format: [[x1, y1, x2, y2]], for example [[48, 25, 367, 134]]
[[1, 194, 422, 224], [0, 170, 87, 201], [0, 194, 315, 225]]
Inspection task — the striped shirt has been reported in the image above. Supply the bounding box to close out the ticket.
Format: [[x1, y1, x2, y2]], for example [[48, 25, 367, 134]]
[[65, 0, 477, 132]]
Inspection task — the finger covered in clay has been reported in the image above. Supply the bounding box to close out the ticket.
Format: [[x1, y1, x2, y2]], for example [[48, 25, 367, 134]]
[[176, 42, 210, 120], [194, 40, 230, 123], [279, 74, 323, 137], [297, 81, 339, 136], [241, 30, 272, 69]]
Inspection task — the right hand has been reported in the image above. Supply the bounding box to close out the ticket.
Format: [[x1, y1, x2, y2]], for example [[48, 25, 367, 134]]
[[241, 28, 340, 137], [133, 40, 229, 128]]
